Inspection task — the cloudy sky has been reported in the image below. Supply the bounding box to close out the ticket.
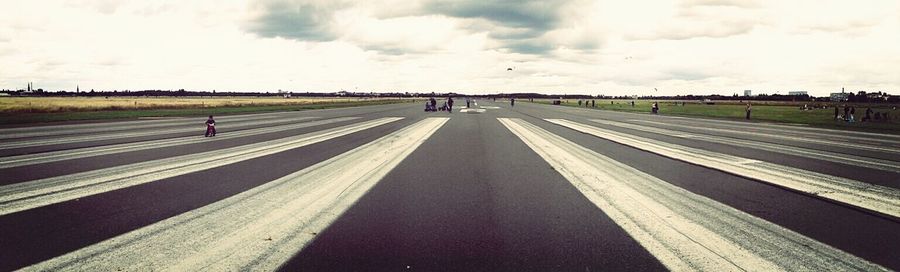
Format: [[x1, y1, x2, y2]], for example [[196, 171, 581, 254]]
[[1, 0, 898, 96]]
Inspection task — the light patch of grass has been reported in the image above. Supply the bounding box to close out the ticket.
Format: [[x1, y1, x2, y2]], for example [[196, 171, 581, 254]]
[[530, 99, 900, 134], [0, 96, 400, 113], [0, 98, 414, 125]]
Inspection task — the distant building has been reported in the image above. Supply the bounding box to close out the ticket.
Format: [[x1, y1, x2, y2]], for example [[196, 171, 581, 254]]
[[744, 90, 752, 96], [788, 91, 808, 96], [866, 92, 889, 101], [830, 92, 849, 102], [830, 87, 848, 102]]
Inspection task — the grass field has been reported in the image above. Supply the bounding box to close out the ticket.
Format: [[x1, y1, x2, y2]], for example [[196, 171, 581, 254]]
[[0, 96, 399, 113], [530, 99, 900, 134], [0, 96, 414, 125]]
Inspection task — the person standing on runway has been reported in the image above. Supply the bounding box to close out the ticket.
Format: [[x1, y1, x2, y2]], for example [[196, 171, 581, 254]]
[[843, 105, 850, 121], [510, 97, 515, 107], [205, 115, 216, 137], [745, 103, 752, 120], [447, 96, 454, 113]]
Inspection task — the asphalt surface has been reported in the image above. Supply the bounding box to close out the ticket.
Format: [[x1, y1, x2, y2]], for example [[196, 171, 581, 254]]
[[0, 100, 897, 271]]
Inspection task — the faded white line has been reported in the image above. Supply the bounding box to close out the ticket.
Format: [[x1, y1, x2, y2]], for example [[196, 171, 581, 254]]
[[0, 117, 402, 216], [0, 115, 321, 150], [499, 118, 886, 271], [24, 118, 448, 271], [0, 111, 304, 140], [662, 115, 900, 141], [594, 119, 900, 173], [0, 117, 359, 169], [549, 119, 900, 218], [631, 119, 900, 154]]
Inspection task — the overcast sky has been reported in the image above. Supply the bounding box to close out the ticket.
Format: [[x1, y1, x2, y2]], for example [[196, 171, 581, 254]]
[[1, 0, 898, 96]]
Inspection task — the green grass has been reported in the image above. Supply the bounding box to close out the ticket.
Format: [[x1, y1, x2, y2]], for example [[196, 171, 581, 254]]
[[0, 99, 413, 126], [531, 99, 900, 135]]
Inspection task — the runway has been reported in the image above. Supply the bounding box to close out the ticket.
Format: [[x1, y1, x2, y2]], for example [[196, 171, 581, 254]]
[[0, 100, 897, 271]]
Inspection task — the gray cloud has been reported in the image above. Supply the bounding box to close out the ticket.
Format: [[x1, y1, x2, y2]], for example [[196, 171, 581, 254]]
[[240, 0, 598, 56], [504, 40, 556, 55], [797, 20, 878, 36], [243, 1, 344, 42], [425, 0, 563, 32], [665, 69, 715, 81], [425, 0, 585, 54]]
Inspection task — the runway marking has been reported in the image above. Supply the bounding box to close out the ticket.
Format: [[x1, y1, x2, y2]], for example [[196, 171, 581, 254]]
[[630, 119, 900, 154], [498, 118, 886, 271], [0, 116, 322, 150], [0, 111, 303, 140], [661, 115, 900, 141], [0, 117, 359, 169], [482, 106, 501, 109], [0, 117, 402, 216], [548, 119, 900, 218], [460, 108, 486, 113], [23, 117, 448, 271], [594, 119, 900, 173]]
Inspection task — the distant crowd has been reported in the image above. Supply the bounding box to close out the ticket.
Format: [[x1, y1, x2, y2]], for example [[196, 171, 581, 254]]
[[835, 105, 895, 123]]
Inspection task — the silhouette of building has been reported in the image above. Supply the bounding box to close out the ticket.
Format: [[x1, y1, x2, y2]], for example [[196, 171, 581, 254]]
[[830, 87, 848, 102]]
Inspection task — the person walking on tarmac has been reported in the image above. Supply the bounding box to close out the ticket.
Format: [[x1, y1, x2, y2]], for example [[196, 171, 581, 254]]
[[511, 97, 515, 107], [205, 115, 216, 137], [745, 103, 752, 120], [447, 96, 454, 113]]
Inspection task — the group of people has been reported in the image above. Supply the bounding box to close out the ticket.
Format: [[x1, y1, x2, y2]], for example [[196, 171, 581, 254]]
[[576, 100, 597, 108], [835, 105, 891, 122], [425, 97, 454, 112]]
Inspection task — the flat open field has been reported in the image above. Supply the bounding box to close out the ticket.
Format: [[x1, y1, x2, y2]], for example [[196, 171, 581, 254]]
[[530, 99, 900, 134], [0, 96, 414, 125]]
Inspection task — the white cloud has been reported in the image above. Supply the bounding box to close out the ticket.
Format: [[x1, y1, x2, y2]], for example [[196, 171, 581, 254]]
[[0, 0, 898, 96]]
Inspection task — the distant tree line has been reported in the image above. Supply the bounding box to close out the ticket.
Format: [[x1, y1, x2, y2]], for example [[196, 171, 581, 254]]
[[2, 89, 897, 103], [0, 89, 422, 98]]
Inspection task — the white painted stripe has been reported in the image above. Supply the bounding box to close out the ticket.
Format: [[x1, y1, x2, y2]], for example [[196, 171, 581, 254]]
[[662, 115, 900, 141], [0, 111, 303, 140], [499, 118, 886, 271], [549, 119, 900, 218], [0, 115, 323, 150], [24, 117, 448, 271], [0, 117, 359, 169], [594, 119, 900, 173], [0, 117, 402, 216], [631, 119, 900, 154]]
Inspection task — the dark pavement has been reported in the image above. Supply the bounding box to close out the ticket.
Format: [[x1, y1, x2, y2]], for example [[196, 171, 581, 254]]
[[0, 100, 897, 271]]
